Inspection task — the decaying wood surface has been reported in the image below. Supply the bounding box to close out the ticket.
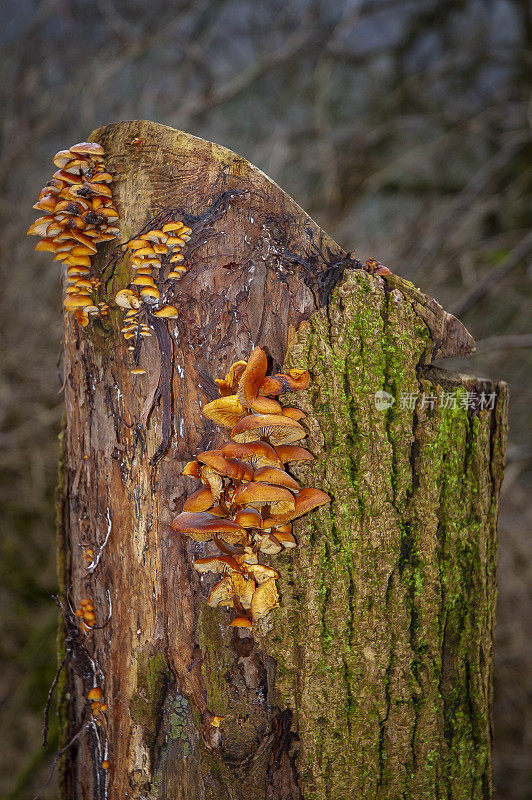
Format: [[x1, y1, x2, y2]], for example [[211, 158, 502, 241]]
[[57, 120, 506, 799]]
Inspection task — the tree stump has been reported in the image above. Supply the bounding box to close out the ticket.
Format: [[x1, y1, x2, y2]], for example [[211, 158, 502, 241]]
[[56, 120, 507, 800]]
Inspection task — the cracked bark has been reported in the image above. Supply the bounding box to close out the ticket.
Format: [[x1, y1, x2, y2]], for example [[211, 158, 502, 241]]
[[57, 121, 506, 800]]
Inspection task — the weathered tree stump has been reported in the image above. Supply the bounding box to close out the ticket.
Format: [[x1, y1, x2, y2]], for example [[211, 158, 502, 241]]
[[57, 120, 507, 799]]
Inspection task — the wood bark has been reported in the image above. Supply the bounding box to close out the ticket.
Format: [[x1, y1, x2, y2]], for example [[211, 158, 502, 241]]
[[57, 120, 507, 800]]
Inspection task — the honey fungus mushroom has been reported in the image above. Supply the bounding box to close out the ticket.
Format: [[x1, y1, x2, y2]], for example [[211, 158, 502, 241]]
[[116, 221, 191, 342], [28, 141, 119, 327], [170, 346, 330, 631]]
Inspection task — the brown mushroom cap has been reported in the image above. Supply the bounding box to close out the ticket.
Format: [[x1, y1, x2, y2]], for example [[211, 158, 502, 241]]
[[69, 142, 105, 157], [203, 395, 247, 428], [183, 486, 214, 513], [251, 577, 279, 621], [229, 617, 253, 629], [233, 483, 295, 516], [274, 445, 314, 463], [193, 555, 243, 575], [215, 360, 247, 397], [281, 407, 306, 421], [239, 346, 268, 408], [231, 414, 306, 445], [197, 450, 230, 474], [261, 487, 330, 527], [253, 466, 299, 491], [182, 460, 200, 479], [171, 511, 247, 543], [234, 507, 263, 529], [272, 530, 297, 548], [221, 441, 282, 468], [250, 396, 283, 414], [153, 306, 179, 318]]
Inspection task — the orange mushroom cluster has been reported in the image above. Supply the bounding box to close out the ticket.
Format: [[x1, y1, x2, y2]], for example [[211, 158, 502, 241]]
[[87, 686, 108, 721], [171, 346, 330, 630], [115, 221, 191, 347], [27, 142, 119, 327], [75, 597, 96, 630]]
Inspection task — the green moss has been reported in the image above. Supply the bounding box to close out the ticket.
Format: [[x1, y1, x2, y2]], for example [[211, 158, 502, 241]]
[[262, 270, 504, 799], [129, 650, 171, 747]]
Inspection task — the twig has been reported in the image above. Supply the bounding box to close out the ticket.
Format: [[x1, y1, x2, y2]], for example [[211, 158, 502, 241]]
[[33, 720, 90, 800], [42, 655, 67, 747]]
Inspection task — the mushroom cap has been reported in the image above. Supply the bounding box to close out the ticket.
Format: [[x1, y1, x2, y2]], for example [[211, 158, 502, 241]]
[[196, 450, 252, 485], [197, 450, 229, 474], [281, 407, 306, 421], [274, 445, 314, 463], [262, 487, 330, 527], [275, 369, 311, 392], [69, 142, 105, 156], [231, 414, 306, 445], [234, 508, 263, 529], [87, 687, 103, 701], [273, 530, 297, 548], [251, 577, 279, 621], [171, 512, 247, 543], [215, 360, 247, 397], [239, 347, 268, 408], [232, 483, 295, 516], [203, 395, 247, 428], [183, 486, 214, 513], [162, 221, 184, 233], [229, 617, 253, 629], [193, 555, 243, 575], [250, 396, 283, 414], [153, 306, 179, 318], [221, 441, 282, 468], [140, 285, 161, 301], [253, 466, 299, 491], [182, 460, 200, 478], [34, 238, 57, 252]]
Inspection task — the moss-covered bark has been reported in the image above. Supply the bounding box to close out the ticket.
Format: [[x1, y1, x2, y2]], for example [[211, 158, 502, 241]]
[[265, 270, 506, 799], [57, 121, 505, 799]]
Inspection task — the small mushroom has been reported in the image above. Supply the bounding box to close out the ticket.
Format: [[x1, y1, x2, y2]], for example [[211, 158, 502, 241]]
[[229, 617, 253, 629]]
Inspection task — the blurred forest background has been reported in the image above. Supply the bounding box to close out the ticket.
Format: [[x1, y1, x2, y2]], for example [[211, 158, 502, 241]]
[[0, 1, 530, 798]]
